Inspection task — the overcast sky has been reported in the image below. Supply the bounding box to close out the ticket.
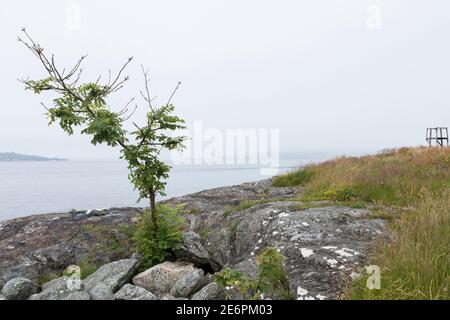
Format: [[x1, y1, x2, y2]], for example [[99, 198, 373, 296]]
[[0, 0, 449, 160]]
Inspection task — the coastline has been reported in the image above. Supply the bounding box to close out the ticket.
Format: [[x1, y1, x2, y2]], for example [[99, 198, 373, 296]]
[[0, 177, 386, 300]]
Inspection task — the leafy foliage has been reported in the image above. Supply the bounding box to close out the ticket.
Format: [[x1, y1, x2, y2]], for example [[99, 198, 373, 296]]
[[214, 246, 291, 300], [133, 205, 186, 270], [256, 247, 291, 299], [19, 29, 186, 231]]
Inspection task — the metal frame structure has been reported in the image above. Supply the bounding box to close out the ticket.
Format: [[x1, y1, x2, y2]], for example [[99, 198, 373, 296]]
[[426, 127, 448, 147]]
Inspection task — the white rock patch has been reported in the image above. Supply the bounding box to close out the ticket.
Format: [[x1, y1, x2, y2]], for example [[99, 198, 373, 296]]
[[321, 246, 338, 250], [300, 248, 314, 258], [297, 287, 308, 297], [325, 258, 338, 267], [278, 212, 289, 218]]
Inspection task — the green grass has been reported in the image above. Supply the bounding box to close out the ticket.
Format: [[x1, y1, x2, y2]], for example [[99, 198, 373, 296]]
[[272, 147, 450, 300], [199, 226, 213, 241], [348, 195, 449, 299], [272, 167, 315, 187], [78, 260, 99, 280], [38, 272, 62, 286]]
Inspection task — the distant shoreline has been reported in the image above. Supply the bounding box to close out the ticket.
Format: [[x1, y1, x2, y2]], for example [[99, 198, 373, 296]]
[[0, 152, 67, 162]]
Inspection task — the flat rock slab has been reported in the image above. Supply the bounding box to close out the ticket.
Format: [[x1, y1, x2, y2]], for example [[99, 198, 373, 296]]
[[0, 208, 141, 283], [83, 259, 139, 298], [204, 202, 386, 300]]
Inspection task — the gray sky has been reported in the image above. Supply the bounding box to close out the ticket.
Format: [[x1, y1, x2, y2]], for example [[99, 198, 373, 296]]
[[0, 0, 449, 160]]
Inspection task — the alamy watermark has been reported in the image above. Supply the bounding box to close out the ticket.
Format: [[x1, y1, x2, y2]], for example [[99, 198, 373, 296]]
[[366, 5, 382, 31], [171, 121, 280, 175], [66, 5, 81, 30], [366, 265, 381, 290]]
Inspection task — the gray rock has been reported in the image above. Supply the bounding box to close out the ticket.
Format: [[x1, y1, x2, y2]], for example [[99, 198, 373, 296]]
[[30, 289, 90, 300], [0, 295, 6, 300], [133, 261, 195, 295], [30, 275, 90, 300], [83, 259, 138, 296], [160, 293, 188, 300], [87, 209, 108, 216], [0, 177, 388, 300], [114, 284, 157, 300], [130, 252, 142, 261], [0, 278, 4, 290], [1, 277, 39, 300], [0, 208, 141, 286], [170, 269, 204, 298], [0, 258, 45, 284], [41, 276, 73, 291], [89, 283, 114, 300], [191, 282, 224, 300], [175, 232, 221, 272], [160, 293, 176, 300]]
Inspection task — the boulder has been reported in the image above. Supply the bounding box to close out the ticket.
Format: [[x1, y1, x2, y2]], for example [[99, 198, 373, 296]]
[[89, 283, 114, 300], [0, 258, 44, 284], [170, 269, 204, 298], [29, 290, 90, 300], [160, 293, 188, 300], [83, 259, 138, 297], [191, 282, 224, 300], [30, 275, 90, 300], [41, 276, 73, 291], [114, 284, 157, 300], [175, 232, 221, 272], [1, 277, 39, 300], [132, 261, 195, 295]]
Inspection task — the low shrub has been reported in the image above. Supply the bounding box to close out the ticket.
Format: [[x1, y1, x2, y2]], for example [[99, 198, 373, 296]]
[[133, 204, 186, 270]]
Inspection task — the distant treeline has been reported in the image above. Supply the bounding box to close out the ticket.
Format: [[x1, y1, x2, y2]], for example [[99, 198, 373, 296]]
[[0, 152, 66, 161]]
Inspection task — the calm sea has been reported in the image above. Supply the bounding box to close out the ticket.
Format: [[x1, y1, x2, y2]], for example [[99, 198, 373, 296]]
[[0, 157, 324, 221]]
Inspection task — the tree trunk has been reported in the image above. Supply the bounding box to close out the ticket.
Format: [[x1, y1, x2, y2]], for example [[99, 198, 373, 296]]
[[149, 190, 157, 232]]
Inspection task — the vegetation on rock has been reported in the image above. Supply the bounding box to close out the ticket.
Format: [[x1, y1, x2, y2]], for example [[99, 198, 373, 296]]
[[214, 246, 291, 300], [272, 147, 450, 300], [133, 205, 186, 270], [19, 28, 186, 231]]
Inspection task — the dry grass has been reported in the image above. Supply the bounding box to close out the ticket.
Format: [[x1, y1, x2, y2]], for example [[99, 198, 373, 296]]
[[348, 194, 449, 299], [272, 147, 450, 300], [285, 147, 450, 206]]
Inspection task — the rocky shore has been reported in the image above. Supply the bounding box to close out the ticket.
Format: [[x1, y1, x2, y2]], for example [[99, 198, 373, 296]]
[[0, 178, 387, 300]]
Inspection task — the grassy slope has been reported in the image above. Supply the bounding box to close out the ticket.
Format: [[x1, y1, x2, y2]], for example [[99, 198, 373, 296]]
[[272, 147, 450, 300]]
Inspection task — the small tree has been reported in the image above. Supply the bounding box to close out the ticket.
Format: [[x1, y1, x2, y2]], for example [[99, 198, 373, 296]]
[[18, 29, 186, 231]]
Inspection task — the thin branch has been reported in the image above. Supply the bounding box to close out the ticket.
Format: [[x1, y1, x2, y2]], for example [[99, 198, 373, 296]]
[[166, 81, 182, 106], [140, 64, 154, 111]]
